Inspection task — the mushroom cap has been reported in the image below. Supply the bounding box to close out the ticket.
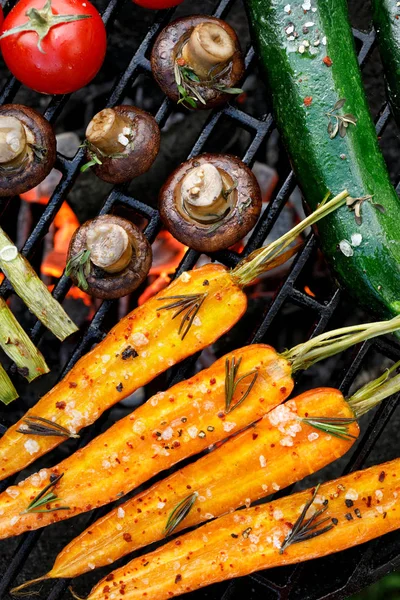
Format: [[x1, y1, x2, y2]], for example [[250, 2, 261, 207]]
[[67, 215, 152, 299], [89, 106, 160, 184], [0, 104, 56, 198], [151, 15, 245, 110], [159, 153, 262, 253]]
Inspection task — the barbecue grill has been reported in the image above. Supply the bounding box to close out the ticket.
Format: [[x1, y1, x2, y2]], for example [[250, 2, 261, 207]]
[[0, 0, 400, 598]]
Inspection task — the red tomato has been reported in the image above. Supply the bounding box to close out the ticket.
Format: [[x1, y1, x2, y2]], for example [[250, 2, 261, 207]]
[[0, 0, 106, 95], [132, 0, 183, 8], [0, 6, 3, 29]]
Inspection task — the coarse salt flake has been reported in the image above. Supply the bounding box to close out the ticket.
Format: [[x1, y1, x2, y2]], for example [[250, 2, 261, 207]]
[[88, 563, 96, 570], [298, 44, 306, 54], [351, 233, 362, 247], [284, 4, 291, 12], [339, 240, 354, 257], [10, 516, 19, 526], [223, 421, 236, 432], [187, 426, 198, 438], [273, 509, 283, 520], [5, 487, 19, 498], [269, 404, 294, 427], [322, 36, 327, 45], [102, 460, 111, 469], [302, 0, 311, 9], [122, 127, 131, 136], [161, 426, 174, 440], [308, 432, 319, 442], [24, 439, 40, 455], [280, 436, 294, 447], [116, 523, 122, 530], [117, 507, 125, 519], [286, 25, 294, 34], [345, 489, 359, 501], [181, 272, 191, 282], [157, 502, 166, 509], [375, 490, 383, 501], [193, 316, 202, 326], [249, 534, 260, 544], [272, 482, 280, 491], [117, 134, 129, 146], [304, 21, 314, 27], [133, 420, 146, 434], [131, 332, 148, 346], [259, 455, 267, 468]]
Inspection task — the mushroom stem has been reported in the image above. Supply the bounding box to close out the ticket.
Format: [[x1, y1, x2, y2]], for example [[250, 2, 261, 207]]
[[182, 22, 236, 79], [85, 109, 134, 156], [86, 222, 133, 274], [180, 163, 235, 223], [0, 116, 28, 168]]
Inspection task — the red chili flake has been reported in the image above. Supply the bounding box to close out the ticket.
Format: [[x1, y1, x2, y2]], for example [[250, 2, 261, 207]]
[[56, 401, 66, 410], [252, 433, 258, 440], [280, 387, 287, 393], [106, 574, 114, 582], [323, 56, 333, 67], [176, 57, 186, 67], [123, 533, 132, 542], [379, 471, 386, 482], [68, 382, 77, 388], [103, 586, 110, 594], [172, 441, 181, 448], [175, 540, 181, 546], [303, 96, 312, 106], [210, 378, 216, 385], [175, 575, 182, 584], [366, 495, 372, 507]]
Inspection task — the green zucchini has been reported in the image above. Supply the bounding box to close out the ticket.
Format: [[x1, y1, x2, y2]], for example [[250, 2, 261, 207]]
[[372, 0, 400, 126], [245, 0, 400, 320]]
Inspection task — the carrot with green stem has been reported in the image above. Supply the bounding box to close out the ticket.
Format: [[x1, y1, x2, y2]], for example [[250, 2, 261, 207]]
[[1, 311, 400, 542], [17, 358, 400, 585], [81, 455, 400, 600], [0, 189, 348, 480]]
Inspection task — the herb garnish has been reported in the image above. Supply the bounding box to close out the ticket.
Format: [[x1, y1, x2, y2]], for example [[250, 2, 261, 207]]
[[157, 293, 207, 340], [346, 195, 386, 225], [279, 484, 334, 554], [164, 492, 198, 536], [301, 416, 357, 441], [174, 59, 243, 109], [65, 248, 91, 290], [326, 99, 357, 139], [225, 356, 258, 414], [21, 473, 70, 515], [80, 138, 133, 172], [17, 416, 79, 439]]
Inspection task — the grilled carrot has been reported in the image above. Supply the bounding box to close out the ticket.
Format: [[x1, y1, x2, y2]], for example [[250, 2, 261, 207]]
[[85, 456, 400, 600], [0, 344, 293, 539], [2, 314, 400, 542], [0, 190, 348, 481], [31, 361, 399, 581]]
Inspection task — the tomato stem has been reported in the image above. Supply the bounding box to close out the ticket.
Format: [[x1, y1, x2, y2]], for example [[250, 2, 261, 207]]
[[0, 0, 92, 54]]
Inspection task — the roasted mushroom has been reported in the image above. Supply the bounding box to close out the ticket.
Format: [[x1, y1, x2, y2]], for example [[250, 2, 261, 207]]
[[159, 154, 262, 253], [82, 106, 160, 184], [0, 104, 56, 197], [151, 16, 245, 110], [66, 215, 152, 299]]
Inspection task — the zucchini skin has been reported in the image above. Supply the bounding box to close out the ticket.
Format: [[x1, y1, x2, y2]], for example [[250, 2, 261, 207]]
[[372, 0, 400, 125], [246, 0, 400, 319]]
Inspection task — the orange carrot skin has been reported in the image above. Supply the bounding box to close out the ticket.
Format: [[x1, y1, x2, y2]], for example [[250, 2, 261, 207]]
[[0, 345, 293, 539], [0, 264, 247, 481], [89, 457, 400, 600], [50, 388, 358, 579]]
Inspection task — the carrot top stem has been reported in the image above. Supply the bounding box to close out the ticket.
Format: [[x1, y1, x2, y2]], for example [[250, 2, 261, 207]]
[[231, 189, 349, 288], [283, 315, 400, 373], [10, 576, 47, 596], [348, 360, 400, 418]]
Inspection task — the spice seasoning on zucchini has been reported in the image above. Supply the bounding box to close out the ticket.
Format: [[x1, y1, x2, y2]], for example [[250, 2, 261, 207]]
[[3, 313, 400, 542], [246, 0, 400, 323], [0, 191, 346, 480], [372, 0, 400, 126], [73, 455, 400, 600], [22, 358, 400, 582], [0, 227, 77, 341]]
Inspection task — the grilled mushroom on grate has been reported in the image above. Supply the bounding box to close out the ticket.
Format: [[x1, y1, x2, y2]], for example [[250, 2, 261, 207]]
[[82, 106, 160, 183], [66, 215, 152, 299], [159, 153, 262, 252], [151, 16, 245, 110], [0, 104, 56, 197]]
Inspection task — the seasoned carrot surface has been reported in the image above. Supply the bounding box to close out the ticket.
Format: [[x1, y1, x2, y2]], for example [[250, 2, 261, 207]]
[[0, 344, 293, 539], [50, 388, 358, 578], [88, 457, 400, 600], [0, 264, 247, 480]]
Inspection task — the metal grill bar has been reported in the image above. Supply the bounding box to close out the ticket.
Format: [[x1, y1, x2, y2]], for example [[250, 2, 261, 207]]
[[0, 0, 399, 599]]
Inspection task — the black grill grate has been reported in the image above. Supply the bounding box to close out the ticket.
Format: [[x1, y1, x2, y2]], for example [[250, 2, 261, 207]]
[[0, 0, 400, 599]]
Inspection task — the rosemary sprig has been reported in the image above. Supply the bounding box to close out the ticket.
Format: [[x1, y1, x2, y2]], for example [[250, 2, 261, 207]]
[[279, 484, 334, 554], [326, 98, 357, 139], [164, 492, 198, 536], [65, 249, 91, 291], [225, 356, 258, 414], [17, 416, 79, 439], [174, 59, 243, 109], [80, 139, 132, 172], [301, 416, 357, 441], [157, 293, 207, 340], [21, 473, 70, 515]]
